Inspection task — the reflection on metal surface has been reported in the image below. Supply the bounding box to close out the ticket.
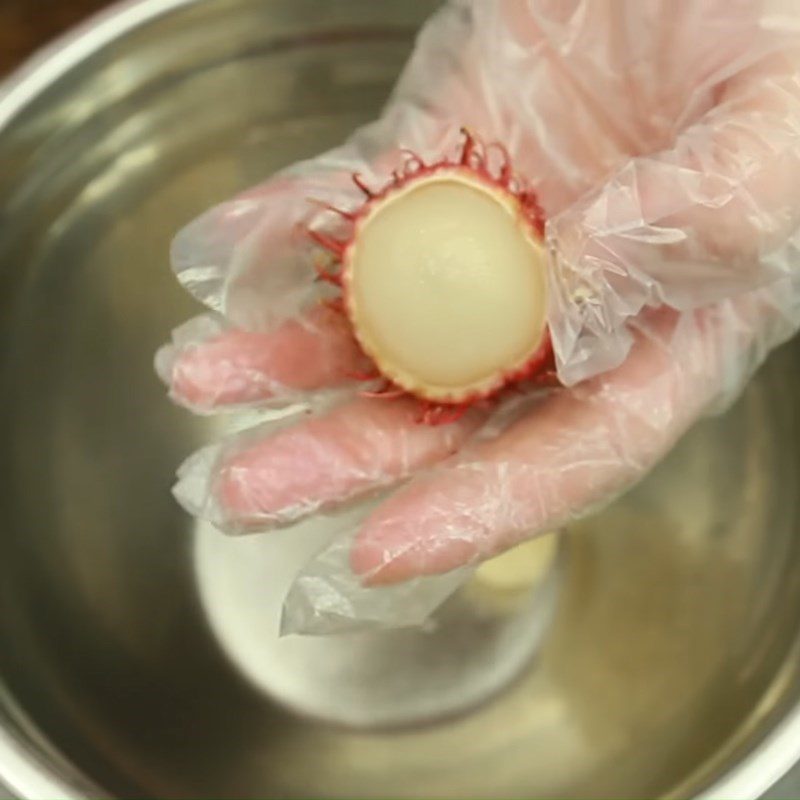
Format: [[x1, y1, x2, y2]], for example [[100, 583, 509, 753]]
[[1, 0, 800, 798], [195, 521, 562, 728]]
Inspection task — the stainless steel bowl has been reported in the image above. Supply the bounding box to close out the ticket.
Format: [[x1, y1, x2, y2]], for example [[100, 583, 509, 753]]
[[2, 1, 800, 797]]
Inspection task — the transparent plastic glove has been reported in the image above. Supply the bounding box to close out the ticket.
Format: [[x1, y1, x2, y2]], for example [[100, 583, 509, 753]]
[[157, 0, 800, 633]]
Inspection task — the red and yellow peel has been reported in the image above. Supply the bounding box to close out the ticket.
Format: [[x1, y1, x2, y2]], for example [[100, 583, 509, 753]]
[[308, 129, 556, 425]]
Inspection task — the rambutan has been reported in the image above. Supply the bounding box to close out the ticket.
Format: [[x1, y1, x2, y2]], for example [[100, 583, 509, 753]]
[[309, 129, 554, 424]]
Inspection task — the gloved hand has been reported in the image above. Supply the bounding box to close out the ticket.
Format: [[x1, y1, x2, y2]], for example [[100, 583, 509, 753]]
[[157, 0, 800, 633]]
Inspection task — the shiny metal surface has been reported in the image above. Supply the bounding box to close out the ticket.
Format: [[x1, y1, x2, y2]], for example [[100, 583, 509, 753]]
[[1, 1, 800, 797]]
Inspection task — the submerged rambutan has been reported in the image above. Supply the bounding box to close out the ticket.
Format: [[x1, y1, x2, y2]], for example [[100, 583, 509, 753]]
[[309, 129, 555, 424]]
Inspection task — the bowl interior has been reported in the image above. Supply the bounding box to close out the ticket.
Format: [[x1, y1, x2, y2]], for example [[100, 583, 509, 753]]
[[1, 1, 800, 798]]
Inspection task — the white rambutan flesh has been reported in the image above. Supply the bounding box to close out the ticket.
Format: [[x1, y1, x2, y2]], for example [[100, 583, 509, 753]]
[[345, 170, 548, 404]]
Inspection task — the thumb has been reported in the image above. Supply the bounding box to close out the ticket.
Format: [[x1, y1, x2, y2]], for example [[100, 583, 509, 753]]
[[548, 50, 800, 386]]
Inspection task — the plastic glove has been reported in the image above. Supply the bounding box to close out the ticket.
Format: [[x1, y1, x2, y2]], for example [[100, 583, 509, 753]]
[[157, 0, 800, 633]]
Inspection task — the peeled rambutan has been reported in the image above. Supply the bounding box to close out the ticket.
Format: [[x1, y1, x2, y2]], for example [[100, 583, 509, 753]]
[[309, 129, 554, 424]]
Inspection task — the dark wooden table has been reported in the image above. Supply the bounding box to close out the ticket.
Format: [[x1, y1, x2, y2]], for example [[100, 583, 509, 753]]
[[0, 0, 113, 75]]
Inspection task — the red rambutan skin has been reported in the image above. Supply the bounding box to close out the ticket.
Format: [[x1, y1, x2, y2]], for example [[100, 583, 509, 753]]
[[307, 129, 557, 425]]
